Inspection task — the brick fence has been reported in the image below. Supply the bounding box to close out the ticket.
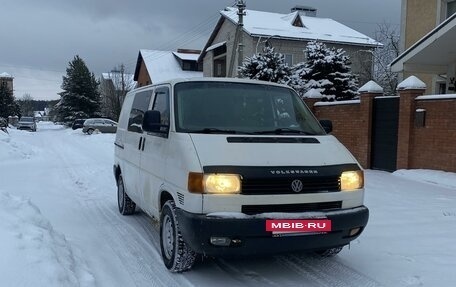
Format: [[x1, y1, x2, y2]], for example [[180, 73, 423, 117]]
[[304, 77, 456, 173]]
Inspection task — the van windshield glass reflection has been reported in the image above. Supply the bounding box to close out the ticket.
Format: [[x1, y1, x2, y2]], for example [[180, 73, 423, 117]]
[[174, 82, 325, 135]]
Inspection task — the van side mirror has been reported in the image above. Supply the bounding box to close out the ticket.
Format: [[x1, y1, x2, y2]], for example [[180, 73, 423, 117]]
[[142, 110, 169, 134], [319, 120, 333, 134]]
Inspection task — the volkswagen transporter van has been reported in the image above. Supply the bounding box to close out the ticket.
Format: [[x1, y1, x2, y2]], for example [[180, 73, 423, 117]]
[[113, 78, 368, 272]]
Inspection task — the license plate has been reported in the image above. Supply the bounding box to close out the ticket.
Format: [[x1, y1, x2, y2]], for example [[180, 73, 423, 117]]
[[266, 220, 332, 236]]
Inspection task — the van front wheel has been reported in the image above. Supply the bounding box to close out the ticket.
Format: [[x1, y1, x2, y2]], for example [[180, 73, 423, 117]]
[[160, 200, 196, 272]]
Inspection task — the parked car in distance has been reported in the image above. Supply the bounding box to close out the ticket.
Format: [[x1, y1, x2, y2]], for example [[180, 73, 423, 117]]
[[17, 117, 37, 132], [72, 119, 87, 130], [83, 118, 117, 134], [113, 78, 368, 272]]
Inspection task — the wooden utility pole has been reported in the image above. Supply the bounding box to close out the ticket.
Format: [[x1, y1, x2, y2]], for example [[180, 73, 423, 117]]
[[236, 0, 246, 77]]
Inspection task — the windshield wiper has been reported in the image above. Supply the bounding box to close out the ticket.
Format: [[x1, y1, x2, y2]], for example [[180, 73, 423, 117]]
[[188, 128, 241, 134], [253, 128, 313, 135]]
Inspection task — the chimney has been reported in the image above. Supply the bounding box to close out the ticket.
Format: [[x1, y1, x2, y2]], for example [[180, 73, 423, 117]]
[[291, 5, 317, 17]]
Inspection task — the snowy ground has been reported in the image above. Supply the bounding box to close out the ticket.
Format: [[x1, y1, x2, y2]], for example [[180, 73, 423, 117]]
[[1, 122, 455, 287]]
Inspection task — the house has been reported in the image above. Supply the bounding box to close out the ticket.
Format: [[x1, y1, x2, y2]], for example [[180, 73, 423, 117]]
[[0, 72, 13, 92], [133, 49, 203, 87], [391, 0, 456, 94], [199, 6, 381, 85], [100, 71, 136, 120]]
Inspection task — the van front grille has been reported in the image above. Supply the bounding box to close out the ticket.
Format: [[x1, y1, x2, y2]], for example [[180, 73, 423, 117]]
[[241, 201, 342, 215], [242, 176, 340, 195]]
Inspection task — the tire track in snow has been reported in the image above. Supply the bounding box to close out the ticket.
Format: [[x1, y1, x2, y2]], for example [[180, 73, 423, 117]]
[[275, 254, 382, 287], [213, 259, 280, 287], [84, 199, 194, 287], [45, 133, 193, 287]]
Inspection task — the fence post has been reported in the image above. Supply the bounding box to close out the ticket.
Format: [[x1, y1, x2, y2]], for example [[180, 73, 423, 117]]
[[358, 81, 383, 169], [396, 76, 426, 170]]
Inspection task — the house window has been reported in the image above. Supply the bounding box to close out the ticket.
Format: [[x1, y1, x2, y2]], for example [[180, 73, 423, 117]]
[[447, 0, 456, 18], [438, 82, 447, 94], [213, 56, 227, 77], [183, 61, 193, 71], [284, 54, 293, 67]]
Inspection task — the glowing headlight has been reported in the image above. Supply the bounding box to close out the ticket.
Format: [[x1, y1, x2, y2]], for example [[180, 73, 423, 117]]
[[204, 174, 241, 194], [188, 173, 242, 194], [340, 170, 364, 191]]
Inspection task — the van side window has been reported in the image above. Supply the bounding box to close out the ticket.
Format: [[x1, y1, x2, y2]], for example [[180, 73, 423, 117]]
[[128, 90, 153, 133], [152, 87, 170, 133]]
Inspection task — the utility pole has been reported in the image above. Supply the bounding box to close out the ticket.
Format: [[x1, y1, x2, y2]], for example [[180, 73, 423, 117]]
[[236, 0, 246, 77]]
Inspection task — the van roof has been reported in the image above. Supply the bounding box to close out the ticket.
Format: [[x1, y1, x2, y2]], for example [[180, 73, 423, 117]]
[[131, 77, 292, 93]]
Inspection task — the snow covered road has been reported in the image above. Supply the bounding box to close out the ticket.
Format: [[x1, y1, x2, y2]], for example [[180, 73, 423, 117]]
[[1, 122, 455, 287]]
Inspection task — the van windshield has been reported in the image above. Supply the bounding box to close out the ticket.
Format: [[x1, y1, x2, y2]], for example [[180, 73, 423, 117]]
[[174, 82, 325, 135]]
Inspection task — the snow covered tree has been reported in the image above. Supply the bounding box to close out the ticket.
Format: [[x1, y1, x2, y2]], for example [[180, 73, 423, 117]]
[[238, 46, 292, 84], [56, 55, 101, 123], [293, 41, 358, 101], [0, 81, 20, 118]]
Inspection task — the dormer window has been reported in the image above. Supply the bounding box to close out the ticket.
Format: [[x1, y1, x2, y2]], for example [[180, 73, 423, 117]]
[[292, 15, 304, 27]]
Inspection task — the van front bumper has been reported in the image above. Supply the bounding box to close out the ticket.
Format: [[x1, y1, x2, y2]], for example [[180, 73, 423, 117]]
[[176, 206, 369, 257]]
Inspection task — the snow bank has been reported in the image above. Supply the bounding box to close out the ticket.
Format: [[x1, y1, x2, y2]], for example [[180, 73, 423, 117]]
[[0, 129, 36, 161], [393, 169, 456, 190], [0, 191, 95, 287]]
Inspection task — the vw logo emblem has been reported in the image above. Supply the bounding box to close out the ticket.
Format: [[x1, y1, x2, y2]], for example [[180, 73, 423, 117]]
[[291, 179, 303, 193]]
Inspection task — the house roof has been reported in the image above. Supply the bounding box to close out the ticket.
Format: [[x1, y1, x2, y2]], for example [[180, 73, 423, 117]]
[[221, 7, 381, 46], [172, 52, 200, 61], [134, 50, 202, 84], [0, 72, 13, 78], [390, 13, 456, 74], [101, 72, 136, 90]]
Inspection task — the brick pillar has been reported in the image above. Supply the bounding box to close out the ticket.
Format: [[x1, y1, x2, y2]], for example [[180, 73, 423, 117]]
[[396, 76, 426, 169], [358, 92, 378, 168], [358, 80, 384, 169]]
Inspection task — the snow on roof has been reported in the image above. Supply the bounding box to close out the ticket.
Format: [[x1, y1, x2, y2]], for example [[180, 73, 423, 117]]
[[221, 8, 381, 47], [358, 80, 384, 94], [314, 100, 360, 106], [102, 72, 136, 90], [397, 76, 427, 91], [172, 52, 200, 61], [206, 41, 227, 52], [415, 94, 456, 100], [0, 72, 13, 78], [140, 50, 202, 83]]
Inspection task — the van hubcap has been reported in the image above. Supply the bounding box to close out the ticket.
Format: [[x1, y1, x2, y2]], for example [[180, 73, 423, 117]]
[[162, 214, 174, 259]]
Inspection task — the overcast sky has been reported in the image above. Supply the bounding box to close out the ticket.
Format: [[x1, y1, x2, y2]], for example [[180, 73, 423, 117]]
[[0, 0, 400, 100]]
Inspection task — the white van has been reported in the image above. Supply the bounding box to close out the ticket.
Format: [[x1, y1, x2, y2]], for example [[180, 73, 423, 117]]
[[113, 78, 368, 272]]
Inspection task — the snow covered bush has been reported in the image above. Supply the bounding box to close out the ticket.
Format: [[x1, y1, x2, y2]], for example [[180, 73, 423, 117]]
[[238, 46, 292, 84], [292, 41, 359, 101]]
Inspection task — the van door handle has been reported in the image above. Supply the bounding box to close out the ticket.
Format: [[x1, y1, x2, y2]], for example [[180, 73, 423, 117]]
[[142, 138, 146, 151], [138, 137, 143, 150]]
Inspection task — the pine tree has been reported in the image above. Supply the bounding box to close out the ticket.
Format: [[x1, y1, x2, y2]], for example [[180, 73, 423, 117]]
[[0, 81, 20, 118], [238, 46, 292, 84], [293, 41, 358, 101], [56, 55, 101, 123]]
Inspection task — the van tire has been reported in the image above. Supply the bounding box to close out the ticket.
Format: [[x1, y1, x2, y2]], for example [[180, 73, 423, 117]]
[[117, 174, 136, 215], [160, 200, 196, 272], [315, 246, 344, 257], [87, 128, 94, 135]]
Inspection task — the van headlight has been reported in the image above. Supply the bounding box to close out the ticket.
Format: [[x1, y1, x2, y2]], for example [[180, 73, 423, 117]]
[[340, 170, 364, 191], [188, 173, 241, 194]]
